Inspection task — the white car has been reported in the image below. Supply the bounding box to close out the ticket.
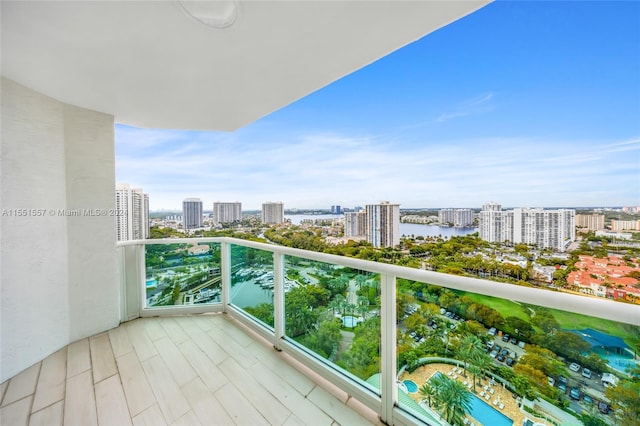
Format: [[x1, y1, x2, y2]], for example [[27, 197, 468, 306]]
[[569, 362, 581, 372], [582, 368, 592, 379]]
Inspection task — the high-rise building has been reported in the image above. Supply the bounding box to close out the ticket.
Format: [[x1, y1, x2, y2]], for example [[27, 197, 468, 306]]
[[479, 203, 512, 244], [366, 201, 400, 248], [438, 208, 474, 227], [213, 202, 242, 224], [331, 205, 342, 215], [182, 198, 203, 229], [512, 208, 575, 251], [262, 201, 284, 224], [479, 203, 575, 252], [576, 214, 605, 231], [115, 183, 149, 242], [344, 211, 367, 238], [611, 219, 640, 231]]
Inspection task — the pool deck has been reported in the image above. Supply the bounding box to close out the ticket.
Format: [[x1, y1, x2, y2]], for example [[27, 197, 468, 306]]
[[400, 363, 552, 426]]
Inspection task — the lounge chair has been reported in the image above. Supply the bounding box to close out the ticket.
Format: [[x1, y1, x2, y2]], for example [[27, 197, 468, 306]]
[[499, 403, 505, 409]]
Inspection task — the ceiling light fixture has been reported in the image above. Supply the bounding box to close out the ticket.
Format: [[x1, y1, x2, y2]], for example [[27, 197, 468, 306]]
[[177, 0, 239, 30]]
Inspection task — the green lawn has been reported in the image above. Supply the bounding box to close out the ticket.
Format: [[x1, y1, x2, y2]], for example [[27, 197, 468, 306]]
[[455, 291, 532, 322], [457, 291, 640, 349]]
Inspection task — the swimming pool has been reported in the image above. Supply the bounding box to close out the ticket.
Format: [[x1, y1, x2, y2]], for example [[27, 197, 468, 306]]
[[403, 380, 418, 393], [341, 315, 361, 328], [593, 348, 639, 375], [468, 394, 513, 426], [431, 373, 513, 426], [145, 279, 157, 288]]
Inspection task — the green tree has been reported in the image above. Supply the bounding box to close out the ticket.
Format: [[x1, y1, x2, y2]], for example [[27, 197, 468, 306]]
[[338, 317, 380, 379], [300, 318, 342, 359], [605, 380, 640, 425], [427, 374, 473, 425], [470, 351, 493, 391], [457, 335, 484, 378]]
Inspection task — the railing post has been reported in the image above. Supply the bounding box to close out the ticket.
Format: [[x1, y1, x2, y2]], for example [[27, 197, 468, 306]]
[[273, 252, 285, 350], [119, 243, 143, 321], [221, 240, 231, 312], [380, 273, 397, 424]]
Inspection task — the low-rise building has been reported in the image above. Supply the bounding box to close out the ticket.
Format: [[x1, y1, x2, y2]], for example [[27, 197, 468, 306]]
[[567, 255, 640, 302]]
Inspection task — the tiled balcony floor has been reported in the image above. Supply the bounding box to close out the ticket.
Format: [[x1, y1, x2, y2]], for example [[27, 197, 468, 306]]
[[1, 314, 380, 426]]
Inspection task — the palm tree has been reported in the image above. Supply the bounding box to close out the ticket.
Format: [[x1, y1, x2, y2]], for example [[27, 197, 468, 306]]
[[419, 381, 437, 408], [427, 374, 473, 425], [354, 273, 368, 294], [328, 298, 340, 316], [470, 351, 493, 389], [356, 296, 369, 319], [467, 364, 482, 393], [457, 335, 483, 377], [334, 294, 347, 315]]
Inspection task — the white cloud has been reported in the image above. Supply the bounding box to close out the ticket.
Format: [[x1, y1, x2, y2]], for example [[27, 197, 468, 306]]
[[436, 92, 495, 123], [116, 124, 639, 210]]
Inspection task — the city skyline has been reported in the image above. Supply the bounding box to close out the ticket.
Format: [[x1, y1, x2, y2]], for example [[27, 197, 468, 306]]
[[115, 1, 640, 211]]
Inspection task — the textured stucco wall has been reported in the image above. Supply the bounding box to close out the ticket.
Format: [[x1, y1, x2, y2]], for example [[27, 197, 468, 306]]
[[1, 78, 119, 382]]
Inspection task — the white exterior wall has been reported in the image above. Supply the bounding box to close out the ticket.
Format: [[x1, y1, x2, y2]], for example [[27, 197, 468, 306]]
[[183, 198, 203, 229], [365, 202, 400, 248], [262, 202, 284, 224], [1, 78, 119, 381], [344, 211, 367, 238], [213, 202, 242, 224]]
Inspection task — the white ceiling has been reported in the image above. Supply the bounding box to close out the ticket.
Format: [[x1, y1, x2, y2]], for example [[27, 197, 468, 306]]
[[1, 1, 490, 131]]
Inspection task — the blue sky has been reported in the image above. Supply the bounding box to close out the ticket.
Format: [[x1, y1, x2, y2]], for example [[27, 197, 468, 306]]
[[116, 1, 640, 211]]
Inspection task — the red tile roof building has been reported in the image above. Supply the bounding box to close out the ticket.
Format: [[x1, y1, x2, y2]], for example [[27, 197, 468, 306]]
[[567, 255, 640, 303]]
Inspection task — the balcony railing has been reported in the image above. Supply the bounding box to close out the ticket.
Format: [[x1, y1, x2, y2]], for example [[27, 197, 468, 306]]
[[117, 237, 639, 426]]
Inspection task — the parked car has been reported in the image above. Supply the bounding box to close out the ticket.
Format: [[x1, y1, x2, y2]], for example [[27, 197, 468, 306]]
[[501, 349, 509, 357], [490, 350, 498, 358], [506, 357, 515, 367], [503, 333, 510, 342], [509, 337, 517, 345], [488, 327, 497, 336], [583, 395, 593, 404], [558, 383, 567, 393], [582, 368, 592, 379], [570, 387, 581, 400], [497, 354, 506, 362], [569, 362, 581, 372], [494, 345, 502, 353], [548, 377, 555, 386], [487, 341, 495, 349], [598, 401, 610, 414], [518, 341, 526, 349]]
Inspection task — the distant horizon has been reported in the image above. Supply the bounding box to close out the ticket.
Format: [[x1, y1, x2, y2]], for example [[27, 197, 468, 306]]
[[148, 205, 636, 214], [117, 1, 640, 211]]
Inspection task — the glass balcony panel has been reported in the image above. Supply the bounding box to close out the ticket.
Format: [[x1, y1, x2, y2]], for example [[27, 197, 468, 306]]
[[230, 244, 275, 328], [284, 255, 382, 395], [145, 242, 221, 307], [396, 278, 639, 426]]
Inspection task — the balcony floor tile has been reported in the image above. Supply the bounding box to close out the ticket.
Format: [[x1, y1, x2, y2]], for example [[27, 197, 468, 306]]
[[0, 314, 378, 425]]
